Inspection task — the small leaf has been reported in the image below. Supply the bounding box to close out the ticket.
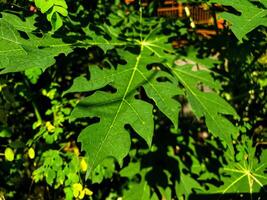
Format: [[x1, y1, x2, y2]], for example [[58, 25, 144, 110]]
[[64, 187, 74, 200], [80, 158, 88, 172], [48, 12, 63, 31], [25, 68, 42, 84], [4, 147, 14, 161], [34, 0, 54, 13], [28, 148, 35, 159], [72, 183, 83, 198], [0, 128, 11, 138], [84, 188, 93, 196], [45, 121, 55, 133], [79, 189, 86, 199], [46, 168, 56, 185], [258, 53, 267, 64]]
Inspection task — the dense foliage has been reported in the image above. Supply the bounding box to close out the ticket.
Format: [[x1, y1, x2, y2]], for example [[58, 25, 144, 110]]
[[0, 0, 266, 199]]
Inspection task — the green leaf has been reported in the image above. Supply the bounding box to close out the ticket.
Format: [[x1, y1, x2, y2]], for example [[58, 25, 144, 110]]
[[91, 158, 115, 184], [175, 173, 202, 199], [64, 187, 74, 200], [46, 168, 56, 185], [0, 13, 72, 74], [120, 162, 141, 178], [146, 42, 239, 150], [4, 147, 14, 161], [34, 0, 54, 13], [133, 30, 238, 147], [33, 150, 64, 185], [81, 25, 127, 52], [124, 180, 150, 200], [25, 68, 42, 84], [207, 144, 267, 197], [48, 12, 63, 31], [143, 70, 183, 130], [67, 27, 182, 173], [123, 169, 151, 200], [64, 66, 114, 94], [70, 50, 156, 171], [175, 160, 203, 200], [211, 0, 267, 41], [66, 20, 239, 175], [158, 186, 172, 200], [171, 49, 239, 151], [205, 138, 266, 196], [34, 0, 68, 31], [0, 12, 36, 33], [0, 128, 11, 138]]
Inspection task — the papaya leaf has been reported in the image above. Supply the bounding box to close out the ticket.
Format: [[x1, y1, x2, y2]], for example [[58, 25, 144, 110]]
[[0, 13, 72, 74], [171, 52, 239, 152], [175, 173, 202, 200], [66, 26, 182, 173], [158, 186, 172, 200], [120, 162, 160, 199], [81, 25, 127, 52], [90, 158, 115, 184], [120, 162, 141, 178], [142, 33, 239, 151], [211, 0, 267, 41], [122, 167, 152, 200], [123, 178, 150, 200], [207, 141, 267, 198], [0, 12, 36, 33]]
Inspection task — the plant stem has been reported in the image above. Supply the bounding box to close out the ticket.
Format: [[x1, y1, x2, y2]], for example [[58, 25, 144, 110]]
[[22, 75, 43, 124], [32, 101, 42, 124]]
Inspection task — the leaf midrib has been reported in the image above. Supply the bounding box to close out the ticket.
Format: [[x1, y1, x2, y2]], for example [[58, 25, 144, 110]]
[[89, 45, 145, 171]]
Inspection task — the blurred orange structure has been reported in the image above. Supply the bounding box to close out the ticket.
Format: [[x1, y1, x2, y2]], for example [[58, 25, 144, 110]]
[[156, 1, 214, 25], [124, 0, 225, 33]]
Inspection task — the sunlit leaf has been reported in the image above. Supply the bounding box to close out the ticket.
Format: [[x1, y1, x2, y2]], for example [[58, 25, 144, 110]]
[[4, 147, 14, 161], [207, 139, 267, 198], [210, 0, 267, 41], [66, 26, 182, 174], [0, 13, 72, 74], [28, 147, 35, 159]]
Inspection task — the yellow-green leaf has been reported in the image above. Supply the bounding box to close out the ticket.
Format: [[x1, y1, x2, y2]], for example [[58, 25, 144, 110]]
[[80, 158, 88, 172], [4, 147, 14, 161], [28, 148, 35, 159]]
